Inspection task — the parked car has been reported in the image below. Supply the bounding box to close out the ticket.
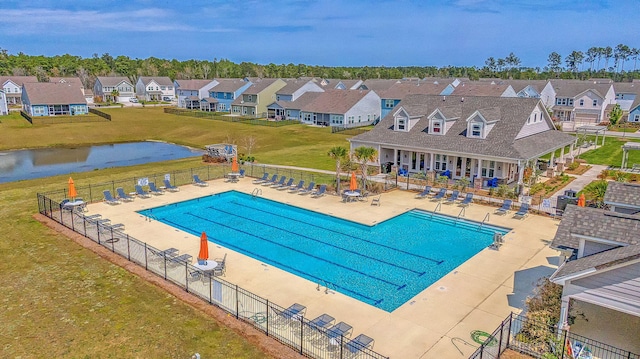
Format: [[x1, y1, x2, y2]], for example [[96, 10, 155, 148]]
[[129, 97, 139, 103], [163, 97, 172, 101]]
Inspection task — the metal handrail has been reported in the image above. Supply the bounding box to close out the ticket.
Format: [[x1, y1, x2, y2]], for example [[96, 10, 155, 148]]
[[479, 213, 490, 229]]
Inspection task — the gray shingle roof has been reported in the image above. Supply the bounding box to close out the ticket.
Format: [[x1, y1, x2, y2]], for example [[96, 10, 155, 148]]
[[96, 76, 133, 87], [175, 79, 215, 91], [350, 95, 575, 160], [240, 78, 282, 95], [361, 79, 401, 91], [550, 205, 640, 250], [278, 92, 323, 110], [301, 89, 371, 114], [210, 78, 248, 93], [549, 80, 612, 98], [604, 182, 640, 209], [276, 79, 314, 95], [23, 82, 87, 104], [551, 244, 640, 280], [450, 83, 512, 97], [0, 76, 39, 86], [479, 79, 549, 94], [138, 76, 174, 87], [379, 82, 448, 99]]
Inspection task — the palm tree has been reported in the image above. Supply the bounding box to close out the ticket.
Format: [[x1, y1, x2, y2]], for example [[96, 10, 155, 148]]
[[582, 180, 608, 208], [110, 89, 119, 103], [327, 146, 348, 194], [353, 146, 378, 191]]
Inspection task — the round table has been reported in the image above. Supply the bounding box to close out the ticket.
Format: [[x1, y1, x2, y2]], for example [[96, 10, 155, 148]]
[[193, 260, 218, 271], [343, 191, 361, 202]]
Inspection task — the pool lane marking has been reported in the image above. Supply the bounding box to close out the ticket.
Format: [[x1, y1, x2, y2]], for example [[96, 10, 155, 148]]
[[184, 212, 406, 289], [221, 200, 444, 265], [204, 206, 427, 276], [159, 218, 385, 306]]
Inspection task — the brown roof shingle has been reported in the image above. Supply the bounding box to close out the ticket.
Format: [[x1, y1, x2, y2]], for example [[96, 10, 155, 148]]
[[23, 82, 87, 104]]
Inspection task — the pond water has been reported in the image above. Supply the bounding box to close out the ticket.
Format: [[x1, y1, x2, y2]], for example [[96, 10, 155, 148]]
[[0, 142, 203, 183]]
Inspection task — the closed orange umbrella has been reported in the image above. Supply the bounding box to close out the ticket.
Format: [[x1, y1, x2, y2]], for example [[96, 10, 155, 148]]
[[198, 231, 209, 263], [231, 156, 239, 173], [577, 193, 586, 207], [68, 177, 77, 200], [349, 172, 357, 191]]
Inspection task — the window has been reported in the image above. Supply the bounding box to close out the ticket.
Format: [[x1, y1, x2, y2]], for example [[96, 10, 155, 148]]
[[579, 99, 584, 106], [432, 121, 442, 134], [568, 99, 574, 106], [33, 106, 45, 115], [276, 95, 280, 101], [303, 113, 312, 122], [397, 118, 406, 130], [481, 160, 496, 177], [434, 154, 447, 171], [471, 123, 482, 137], [385, 99, 395, 108], [634, 114, 640, 122], [358, 115, 361, 123], [219, 104, 226, 111], [161, 86, 166, 90], [534, 113, 538, 122], [592, 99, 598, 107]]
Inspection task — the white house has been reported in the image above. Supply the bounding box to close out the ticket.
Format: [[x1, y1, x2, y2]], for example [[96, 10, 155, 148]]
[[0, 76, 38, 105], [299, 89, 381, 127], [135, 77, 175, 101], [0, 90, 8, 115], [541, 80, 616, 130], [174, 79, 219, 109], [94, 77, 136, 103]]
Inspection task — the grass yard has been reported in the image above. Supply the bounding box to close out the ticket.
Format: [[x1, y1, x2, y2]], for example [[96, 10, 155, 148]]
[[0, 108, 354, 357], [577, 136, 640, 166]]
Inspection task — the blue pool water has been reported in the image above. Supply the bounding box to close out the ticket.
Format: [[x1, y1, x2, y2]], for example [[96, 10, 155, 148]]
[[139, 191, 510, 312]]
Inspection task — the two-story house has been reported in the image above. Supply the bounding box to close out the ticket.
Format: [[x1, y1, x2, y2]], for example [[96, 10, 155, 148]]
[[0, 90, 8, 115], [174, 79, 219, 109], [231, 78, 286, 117], [299, 89, 381, 127], [448, 82, 518, 97], [542, 80, 616, 130], [22, 82, 88, 116], [202, 78, 252, 112], [0, 76, 38, 105], [135, 77, 175, 101], [628, 98, 640, 123], [94, 77, 136, 103], [349, 95, 575, 189], [266, 79, 324, 119], [549, 182, 640, 352], [317, 78, 364, 90]]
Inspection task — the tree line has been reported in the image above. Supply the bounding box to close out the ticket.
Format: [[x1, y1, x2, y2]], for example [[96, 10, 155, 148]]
[[0, 45, 638, 91]]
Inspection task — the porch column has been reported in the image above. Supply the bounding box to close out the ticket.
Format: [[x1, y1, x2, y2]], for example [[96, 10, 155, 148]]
[[558, 296, 571, 331], [517, 160, 524, 194], [622, 148, 628, 169], [474, 159, 483, 189], [430, 153, 435, 172], [393, 149, 398, 166], [549, 151, 555, 168], [602, 129, 606, 146]]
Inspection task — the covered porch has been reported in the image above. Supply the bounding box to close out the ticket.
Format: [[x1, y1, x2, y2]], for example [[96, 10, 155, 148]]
[[185, 96, 200, 110], [199, 97, 218, 112]]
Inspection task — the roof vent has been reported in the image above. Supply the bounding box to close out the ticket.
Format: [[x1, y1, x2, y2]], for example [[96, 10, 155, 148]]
[[442, 96, 446, 101], [461, 97, 464, 102]]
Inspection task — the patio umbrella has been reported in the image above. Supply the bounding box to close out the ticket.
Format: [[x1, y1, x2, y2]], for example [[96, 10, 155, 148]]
[[198, 231, 209, 264], [577, 193, 586, 207], [231, 156, 239, 173], [68, 177, 77, 200], [349, 172, 357, 191]]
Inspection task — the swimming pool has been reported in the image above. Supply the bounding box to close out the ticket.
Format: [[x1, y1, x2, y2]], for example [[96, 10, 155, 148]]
[[139, 191, 510, 312]]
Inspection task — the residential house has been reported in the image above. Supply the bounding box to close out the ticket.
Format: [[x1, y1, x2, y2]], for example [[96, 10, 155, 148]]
[[317, 78, 363, 90], [628, 98, 640, 123], [174, 79, 219, 109], [22, 82, 88, 116], [448, 82, 518, 97], [135, 77, 175, 101], [612, 82, 639, 122], [0, 90, 8, 115], [378, 81, 450, 119], [205, 78, 252, 112], [299, 89, 381, 127], [231, 78, 286, 117], [479, 79, 550, 98], [266, 79, 324, 119], [541, 80, 616, 130], [93, 76, 136, 103], [0, 76, 38, 105], [266, 92, 324, 121], [359, 79, 401, 92], [549, 182, 640, 353], [349, 95, 575, 190]]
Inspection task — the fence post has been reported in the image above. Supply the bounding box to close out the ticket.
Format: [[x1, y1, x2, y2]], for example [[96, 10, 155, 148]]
[[560, 329, 568, 359], [96, 222, 100, 244], [497, 316, 504, 355], [71, 209, 75, 231], [266, 299, 270, 337], [89, 185, 93, 203], [506, 312, 513, 348], [299, 315, 303, 355], [185, 262, 189, 292], [83, 216, 87, 236], [163, 255, 167, 279], [235, 285, 239, 319], [144, 243, 148, 270], [126, 235, 130, 260]]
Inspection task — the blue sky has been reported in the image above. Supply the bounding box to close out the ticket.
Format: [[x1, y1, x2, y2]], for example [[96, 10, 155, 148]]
[[1, 0, 639, 68]]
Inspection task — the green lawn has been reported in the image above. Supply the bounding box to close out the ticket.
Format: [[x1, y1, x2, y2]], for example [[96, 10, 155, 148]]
[[577, 136, 640, 166], [0, 108, 352, 357]]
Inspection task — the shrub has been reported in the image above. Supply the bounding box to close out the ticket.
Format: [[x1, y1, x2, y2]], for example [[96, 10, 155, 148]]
[[568, 161, 580, 171]]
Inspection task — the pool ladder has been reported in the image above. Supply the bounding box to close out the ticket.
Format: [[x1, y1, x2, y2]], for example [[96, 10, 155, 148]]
[[456, 207, 466, 221], [251, 188, 262, 198], [317, 280, 336, 294], [479, 212, 490, 230], [146, 214, 158, 222], [430, 202, 442, 218]]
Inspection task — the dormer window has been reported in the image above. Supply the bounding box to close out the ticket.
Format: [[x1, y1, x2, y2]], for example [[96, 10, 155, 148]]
[[471, 123, 483, 137], [432, 121, 442, 134]]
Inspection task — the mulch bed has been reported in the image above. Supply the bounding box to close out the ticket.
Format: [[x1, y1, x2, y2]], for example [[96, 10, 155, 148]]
[[34, 213, 304, 359]]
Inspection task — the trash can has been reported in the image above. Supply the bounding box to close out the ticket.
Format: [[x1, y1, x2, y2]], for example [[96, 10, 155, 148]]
[[557, 195, 578, 211], [564, 189, 577, 198]]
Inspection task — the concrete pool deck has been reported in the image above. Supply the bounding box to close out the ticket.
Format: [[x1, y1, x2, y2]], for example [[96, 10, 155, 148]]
[[90, 177, 561, 358]]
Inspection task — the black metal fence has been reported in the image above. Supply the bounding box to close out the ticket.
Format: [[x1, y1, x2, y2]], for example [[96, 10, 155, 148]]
[[330, 126, 371, 135], [20, 110, 32, 124], [36, 191, 390, 359], [89, 108, 112, 121], [469, 313, 640, 359], [164, 108, 299, 127]]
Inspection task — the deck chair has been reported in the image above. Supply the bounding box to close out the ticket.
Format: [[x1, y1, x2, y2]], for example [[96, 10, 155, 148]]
[[269, 176, 287, 188], [326, 321, 353, 346], [370, 195, 381, 206], [261, 174, 279, 186], [445, 190, 460, 204], [163, 179, 179, 192], [148, 182, 164, 195], [307, 314, 335, 332], [252, 173, 269, 184], [273, 303, 307, 327], [275, 178, 294, 189], [415, 186, 432, 199], [103, 190, 121, 205], [513, 203, 530, 220], [286, 180, 304, 192], [344, 334, 375, 357], [116, 187, 135, 202], [193, 174, 209, 187], [298, 182, 316, 195], [494, 199, 512, 215], [170, 253, 192, 266], [459, 193, 473, 207], [213, 253, 227, 276], [311, 184, 327, 198], [431, 188, 446, 201], [134, 185, 152, 198]]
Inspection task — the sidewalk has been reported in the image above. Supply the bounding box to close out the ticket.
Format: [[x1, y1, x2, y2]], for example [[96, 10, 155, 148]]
[[549, 164, 607, 199]]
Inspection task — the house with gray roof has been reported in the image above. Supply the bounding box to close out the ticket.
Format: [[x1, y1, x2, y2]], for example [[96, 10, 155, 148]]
[[93, 76, 136, 103], [378, 81, 450, 119], [628, 97, 640, 123], [448, 82, 518, 98], [267, 92, 324, 121], [0, 90, 8, 115], [135, 76, 175, 101], [174, 79, 219, 109], [1, 76, 38, 105], [478, 79, 550, 99], [549, 184, 640, 344], [21, 82, 88, 116], [206, 78, 252, 112], [299, 89, 380, 127], [266, 79, 324, 120], [349, 95, 575, 188], [231, 78, 286, 117], [317, 78, 363, 90]]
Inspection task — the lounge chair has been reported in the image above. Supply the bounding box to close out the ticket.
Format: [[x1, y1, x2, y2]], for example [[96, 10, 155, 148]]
[[307, 313, 335, 332], [282, 179, 303, 191], [415, 186, 432, 199], [163, 179, 180, 192], [344, 334, 375, 357], [311, 184, 327, 198], [170, 253, 193, 265], [213, 253, 227, 276], [252, 173, 269, 184], [273, 303, 307, 327], [116, 187, 135, 202], [298, 182, 316, 195], [370, 195, 381, 206], [193, 174, 209, 187], [431, 188, 446, 201], [134, 185, 152, 198], [445, 190, 460, 204], [326, 321, 353, 346], [513, 203, 530, 220], [148, 182, 164, 195], [459, 193, 473, 207], [103, 190, 121, 205], [274, 178, 294, 189], [269, 176, 287, 188], [260, 174, 278, 186], [495, 199, 513, 215]]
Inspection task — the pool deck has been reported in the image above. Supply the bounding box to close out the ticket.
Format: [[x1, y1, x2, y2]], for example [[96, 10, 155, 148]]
[[90, 178, 561, 358]]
